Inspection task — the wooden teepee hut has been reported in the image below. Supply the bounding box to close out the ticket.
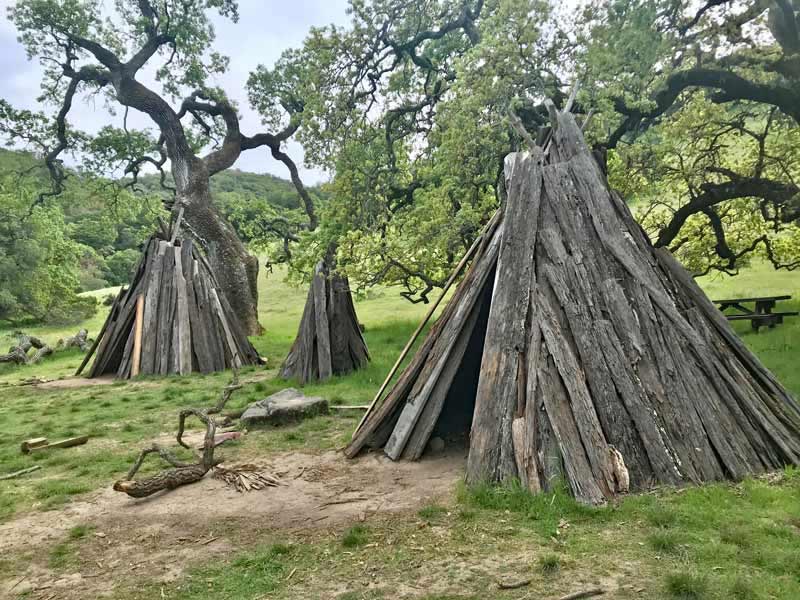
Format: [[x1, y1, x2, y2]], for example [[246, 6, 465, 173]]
[[78, 232, 262, 379], [280, 260, 370, 384], [346, 107, 800, 504]]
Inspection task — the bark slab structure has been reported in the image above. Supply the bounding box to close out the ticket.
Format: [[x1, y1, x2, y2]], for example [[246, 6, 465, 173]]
[[280, 260, 370, 385], [346, 108, 800, 504], [79, 233, 262, 379]]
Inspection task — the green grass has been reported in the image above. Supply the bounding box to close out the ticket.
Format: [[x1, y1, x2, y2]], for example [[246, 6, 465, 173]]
[[341, 524, 370, 548], [538, 552, 561, 574], [0, 262, 798, 598]]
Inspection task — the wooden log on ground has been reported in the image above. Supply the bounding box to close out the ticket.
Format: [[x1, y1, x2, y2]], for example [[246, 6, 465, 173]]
[[20, 438, 48, 453], [25, 435, 89, 453]]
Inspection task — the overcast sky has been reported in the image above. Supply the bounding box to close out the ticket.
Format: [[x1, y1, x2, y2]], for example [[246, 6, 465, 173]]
[[0, 0, 352, 184]]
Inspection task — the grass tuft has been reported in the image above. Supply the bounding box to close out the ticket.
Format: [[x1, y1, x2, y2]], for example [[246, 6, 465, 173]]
[[538, 552, 561, 574], [664, 572, 707, 599], [418, 504, 448, 520], [647, 530, 684, 555], [341, 525, 369, 548]]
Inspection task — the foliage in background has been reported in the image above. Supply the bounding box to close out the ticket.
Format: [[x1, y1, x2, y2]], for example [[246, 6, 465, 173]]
[[582, 0, 800, 274], [0, 168, 96, 324]]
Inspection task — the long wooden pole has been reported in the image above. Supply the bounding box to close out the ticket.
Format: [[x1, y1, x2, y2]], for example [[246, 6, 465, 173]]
[[353, 213, 498, 437], [131, 294, 145, 377]]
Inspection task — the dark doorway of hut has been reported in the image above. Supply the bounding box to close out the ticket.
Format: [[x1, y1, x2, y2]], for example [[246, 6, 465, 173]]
[[427, 276, 494, 452]]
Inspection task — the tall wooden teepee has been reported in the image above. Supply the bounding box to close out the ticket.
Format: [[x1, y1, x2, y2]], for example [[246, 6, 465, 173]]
[[78, 232, 262, 379], [346, 107, 800, 504]]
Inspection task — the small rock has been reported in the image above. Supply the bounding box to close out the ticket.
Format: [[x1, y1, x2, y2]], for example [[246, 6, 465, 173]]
[[428, 437, 445, 453], [241, 388, 329, 427]]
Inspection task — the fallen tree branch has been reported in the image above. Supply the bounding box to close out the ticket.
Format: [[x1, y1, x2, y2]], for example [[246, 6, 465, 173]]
[[497, 578, 531, 589], [0, 333, 53, 364], [56, 329, 92, 352], [114, 372, 281, 497], [114, 372, 242, 498]]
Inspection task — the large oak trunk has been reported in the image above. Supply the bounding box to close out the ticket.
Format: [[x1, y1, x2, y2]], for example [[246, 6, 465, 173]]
[[177, 164, 262, 337], [281, 260, 370, 384]]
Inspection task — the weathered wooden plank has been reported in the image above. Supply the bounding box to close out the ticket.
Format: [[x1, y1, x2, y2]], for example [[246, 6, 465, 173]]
[[173, 247, 192, 375], [209, 286, 241, 369], [467, 149, 544, 484], [537, 348, 608, 505], [131, 294, 145, 377], [140, 244, 166, 375], [156, 246, 176, 375], [312, 262, 333, 380]]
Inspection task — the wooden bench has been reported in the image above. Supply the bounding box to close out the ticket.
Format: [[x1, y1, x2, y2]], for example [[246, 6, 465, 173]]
[[712, 295, 797, 331]]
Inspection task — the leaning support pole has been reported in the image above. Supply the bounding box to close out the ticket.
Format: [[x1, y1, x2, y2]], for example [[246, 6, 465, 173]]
[[131, 294, 145, 377]]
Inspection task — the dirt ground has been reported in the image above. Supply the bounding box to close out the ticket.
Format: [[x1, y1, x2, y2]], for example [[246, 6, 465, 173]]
[[0, 446, 466, 599]]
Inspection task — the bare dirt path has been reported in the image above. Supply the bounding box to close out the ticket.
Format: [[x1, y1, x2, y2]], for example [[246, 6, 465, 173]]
[[1, 447, 465, 598]]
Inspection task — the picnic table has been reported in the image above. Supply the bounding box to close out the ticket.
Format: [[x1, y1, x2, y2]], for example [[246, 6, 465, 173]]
[[712, 295, 797, 331]]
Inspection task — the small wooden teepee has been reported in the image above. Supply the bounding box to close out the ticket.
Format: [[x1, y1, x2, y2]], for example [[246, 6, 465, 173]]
[[280, 260, 370, 384], [347, 107, 800, 504], [78, 232, 262, 379]]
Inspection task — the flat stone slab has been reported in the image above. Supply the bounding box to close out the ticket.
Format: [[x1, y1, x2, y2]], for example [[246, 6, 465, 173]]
[[241, 388, 329, 427]]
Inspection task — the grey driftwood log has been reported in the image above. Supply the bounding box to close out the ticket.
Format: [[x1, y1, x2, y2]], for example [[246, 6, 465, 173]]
[[346, 107, 800, 504], [241, 388, 329, 427], [0, 334, 53, 365], [280, 260, 369, 384], [78, 233, 262, 379]]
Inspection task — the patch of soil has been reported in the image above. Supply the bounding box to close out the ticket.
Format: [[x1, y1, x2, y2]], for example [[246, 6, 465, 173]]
[[0, 447, 465, 599]]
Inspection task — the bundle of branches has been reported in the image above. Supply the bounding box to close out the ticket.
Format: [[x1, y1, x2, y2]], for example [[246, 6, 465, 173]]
[[213, 464, 281, 492], [114, 372, 280, 498], [0, 334, 53, 365]]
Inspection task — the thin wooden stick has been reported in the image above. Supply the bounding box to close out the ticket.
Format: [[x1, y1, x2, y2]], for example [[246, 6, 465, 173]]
[[353, 216, 494, 436], [558, 589, 604, 600], [131, 294, 145, 377], [0, 465, 41, 480]]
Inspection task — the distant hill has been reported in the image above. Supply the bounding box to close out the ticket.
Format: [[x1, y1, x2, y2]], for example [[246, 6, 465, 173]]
[[0, 146, 324, 212], [137, 164, 326, 212]]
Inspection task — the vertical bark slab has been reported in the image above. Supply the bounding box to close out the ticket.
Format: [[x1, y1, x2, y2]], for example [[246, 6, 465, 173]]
[[312, 263, 333, 380], [173, 247, 192, 375], [467, 150, 543, 484]]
